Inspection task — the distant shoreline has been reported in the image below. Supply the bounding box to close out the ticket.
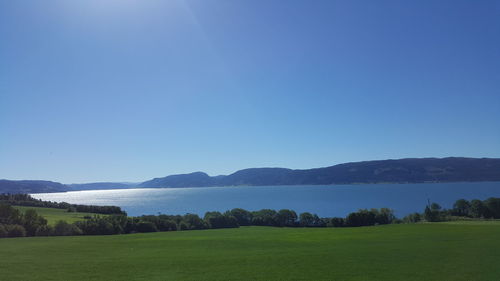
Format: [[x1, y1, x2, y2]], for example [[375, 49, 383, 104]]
[[3, 157, 500, 194], [31, 180, 500, 194]]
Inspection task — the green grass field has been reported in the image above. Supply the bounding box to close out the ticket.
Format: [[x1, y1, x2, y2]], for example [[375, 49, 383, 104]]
[[1, 223, 500, 281], [13, 205, 104, 225]]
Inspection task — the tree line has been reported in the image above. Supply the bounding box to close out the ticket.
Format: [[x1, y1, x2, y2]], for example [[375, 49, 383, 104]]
[[0, 194, 126, 215], [4, 195, 499, 238], [0, 202, 397, 238], [402, 197, 500, 223]]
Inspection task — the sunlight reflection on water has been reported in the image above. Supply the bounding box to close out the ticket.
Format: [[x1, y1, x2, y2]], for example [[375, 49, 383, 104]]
[[32, 182, 500, 217]]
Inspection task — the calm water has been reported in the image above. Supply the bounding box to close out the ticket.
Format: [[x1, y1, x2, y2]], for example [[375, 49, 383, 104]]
[[32, 182, 500, 217]]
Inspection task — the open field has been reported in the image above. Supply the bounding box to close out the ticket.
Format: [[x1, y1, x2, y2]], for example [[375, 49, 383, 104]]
[[13, 205, 105, 225], [1, 223, 500, 281]]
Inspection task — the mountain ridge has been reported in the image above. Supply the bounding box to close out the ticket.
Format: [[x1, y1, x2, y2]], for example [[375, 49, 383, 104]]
[[2, 157, 500, 193], [140, 157, 500, 187]]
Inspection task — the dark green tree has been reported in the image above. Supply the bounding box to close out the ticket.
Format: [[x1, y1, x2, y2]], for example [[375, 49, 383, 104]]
[[251, 209, 278, 226], [403, 213, 421, 223], [182, 214, 207, 230], [485, 198, 500, 218], [346, 209, 376, 227], [0, 204, 21, 225], [54, 221, 82, 236], [328, 217, 345, 227], [275, 209, 297, 227], [35, 225, 54, 236], [7, 224, 26, 237], [227, 208, 253, 226], [136, 221, 158, 233], [299, 212, 314, 227], [374, 208, 395, 224], [22, 209, 48, 236], [424, 204, 440, 222], [0, 224, 7, 237], [469, 199, 487, 218], [452, 199, 471, 217]]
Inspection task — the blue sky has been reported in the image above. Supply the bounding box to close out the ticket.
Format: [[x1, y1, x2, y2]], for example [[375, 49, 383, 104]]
[[1, 0, 499, 183]]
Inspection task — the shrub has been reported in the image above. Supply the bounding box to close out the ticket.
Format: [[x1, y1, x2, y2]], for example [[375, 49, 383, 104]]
[[179, 222, 189, 231], [0, 224, 7, 238], [136, 221, 157, 233], [403, 213, 421, 223], [157, 219, 177, 231], [7, 224, 26, 237], [328, 217, 345, 227], [54, 221, 82, 236], [346, 209, 376, 227], [35, 225, 54, 236]]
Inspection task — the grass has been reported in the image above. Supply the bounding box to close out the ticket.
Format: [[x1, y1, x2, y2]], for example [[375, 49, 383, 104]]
[[1, 223, 500, 281], [13, 205, 105, 225]]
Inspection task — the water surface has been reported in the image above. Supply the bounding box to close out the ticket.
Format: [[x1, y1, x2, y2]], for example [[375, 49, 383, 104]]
[[32, 182, 500, 217]]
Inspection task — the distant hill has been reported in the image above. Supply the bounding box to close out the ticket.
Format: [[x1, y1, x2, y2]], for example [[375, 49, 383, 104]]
[[139, 157, 500, 187], [2, 157, 500, 193], [140, 172, 216, 188], [0, 180, 67, 194]]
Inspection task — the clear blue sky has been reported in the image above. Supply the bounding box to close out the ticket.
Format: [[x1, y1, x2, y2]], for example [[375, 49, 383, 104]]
[[1, 0, 499, 183]]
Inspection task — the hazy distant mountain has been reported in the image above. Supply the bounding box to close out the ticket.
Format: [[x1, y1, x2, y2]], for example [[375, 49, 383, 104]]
[[139, 157, 500, 187], [2, 157, 500, 193], [140, 172, 216, 188], [0, 180, 67, 194], [68, 182, 138, 191]]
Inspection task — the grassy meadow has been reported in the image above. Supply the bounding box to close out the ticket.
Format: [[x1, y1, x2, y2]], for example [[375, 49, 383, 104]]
[[13, 205, 104, 225], [1, 223, 500, 281]]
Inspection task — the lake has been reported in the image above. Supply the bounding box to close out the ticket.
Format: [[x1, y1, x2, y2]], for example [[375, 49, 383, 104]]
[[32, 182, 500, 217]]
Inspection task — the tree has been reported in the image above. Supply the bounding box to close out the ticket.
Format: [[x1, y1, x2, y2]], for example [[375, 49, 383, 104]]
[[136, 221, 157, 233], [204, 212, 224, 228], [299, 212, 314, 227], [182, 214, 207, 230], [0, 224, 8, 238], [251, 209, 278, 226], [0, 204, 21, 225], [204, 212, 239, 229], [374, 208, 395, 225], [452, 199, 471, 217], [227, 208, 253, 226], [179, 222, 189, 230], [275, 209, 297, 227], [403, 213, 421, 223], [35, 225, 54, 236], [7, 224, 26, 237], [424, 205, 440, 222], [328, 217, 345, 227], [346, 209, 376, 227], [430, 203, 441, 211], [157, 219, 177, 231], [54, 221, 82, 236], [22, 209, 48, 236], [312, 214, 327, 227], [469, 199, 487, 218], [485, 198, 500, 219]]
